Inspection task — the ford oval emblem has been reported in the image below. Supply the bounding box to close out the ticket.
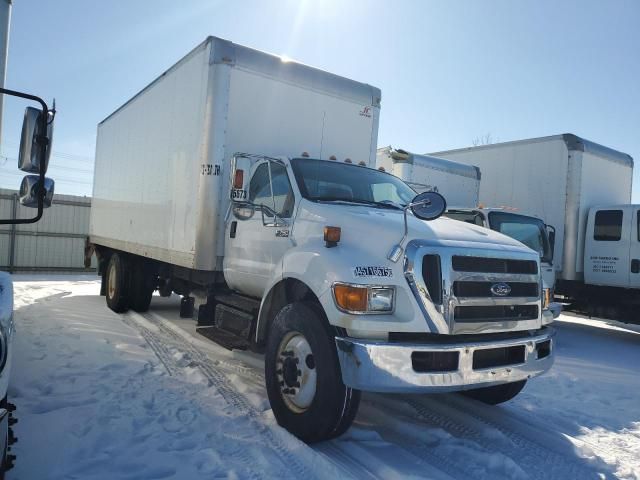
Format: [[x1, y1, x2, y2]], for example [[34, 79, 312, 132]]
[[490, 282, 511, 296]]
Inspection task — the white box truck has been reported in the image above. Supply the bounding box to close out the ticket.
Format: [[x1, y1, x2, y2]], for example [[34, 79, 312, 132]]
[[86, 37, 555, 442], [431, 135, 637, 317], [376, 147, 480, 207]]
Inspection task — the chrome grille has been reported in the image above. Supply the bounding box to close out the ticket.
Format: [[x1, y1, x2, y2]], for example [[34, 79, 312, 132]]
[[454, 305, 539, 322], [451, 256, 537, 274], [405, 241, 542, 335], [452, 281, 539, 298]]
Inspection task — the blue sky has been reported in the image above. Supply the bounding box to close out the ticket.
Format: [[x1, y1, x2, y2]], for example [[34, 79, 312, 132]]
[[1, 0, 639, 199]]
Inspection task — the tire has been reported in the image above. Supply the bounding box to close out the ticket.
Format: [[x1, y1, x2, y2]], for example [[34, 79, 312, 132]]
[[461, 379, 527, 405], [265, 302, 360, 443], [99, 271, 107, 296], [0, 395, 9, 480], [105, 253, 131, 313], [129, 259, 155, 313]]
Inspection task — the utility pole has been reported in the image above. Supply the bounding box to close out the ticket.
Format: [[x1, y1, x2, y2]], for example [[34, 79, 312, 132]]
[[0, 0, 11, 145]]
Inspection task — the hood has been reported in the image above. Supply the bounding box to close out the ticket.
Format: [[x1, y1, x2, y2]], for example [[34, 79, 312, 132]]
[[297, 200, 537, 256]]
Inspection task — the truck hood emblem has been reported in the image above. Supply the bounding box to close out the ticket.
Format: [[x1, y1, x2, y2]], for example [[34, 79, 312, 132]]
[[490, 282, 511, 296]]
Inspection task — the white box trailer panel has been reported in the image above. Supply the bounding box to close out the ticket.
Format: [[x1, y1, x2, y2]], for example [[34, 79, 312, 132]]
[[376, 148, 480, 208], [91, 37, 381, 272], [431, 134, 633, 281]]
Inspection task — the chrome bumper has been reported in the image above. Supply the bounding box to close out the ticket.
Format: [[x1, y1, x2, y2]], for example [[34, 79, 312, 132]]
[[335, 327, 555, 393], [548, 302, 562, 319]]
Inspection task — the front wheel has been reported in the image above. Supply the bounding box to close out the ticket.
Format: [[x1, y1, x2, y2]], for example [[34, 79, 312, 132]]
[[461, 380, 527, 405], [265, 302, 360, 443]]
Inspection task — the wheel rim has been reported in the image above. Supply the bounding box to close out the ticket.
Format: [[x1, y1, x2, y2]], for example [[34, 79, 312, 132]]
[[107, 262, 117, 299], [276, 331, 317, 413]]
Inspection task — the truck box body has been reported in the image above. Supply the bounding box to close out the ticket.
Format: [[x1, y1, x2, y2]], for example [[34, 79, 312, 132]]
[[376, 147, 480, 207], [431, 135, 633, 282], [90, 37, 381, 272]]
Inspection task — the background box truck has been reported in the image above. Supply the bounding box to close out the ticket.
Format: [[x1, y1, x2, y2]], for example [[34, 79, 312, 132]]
[[432, 134, 637, 318], [376, 146, 480, 207], [86, 37, 555, 442]]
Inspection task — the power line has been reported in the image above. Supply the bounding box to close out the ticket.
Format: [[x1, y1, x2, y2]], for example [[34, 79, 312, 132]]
[[0, 155, 94, 173], [0, 141, 94, 161]]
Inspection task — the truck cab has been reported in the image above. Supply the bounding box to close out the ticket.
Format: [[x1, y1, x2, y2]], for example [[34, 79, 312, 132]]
[[584, 205, 640, 290], [444, 207, 560, 318]]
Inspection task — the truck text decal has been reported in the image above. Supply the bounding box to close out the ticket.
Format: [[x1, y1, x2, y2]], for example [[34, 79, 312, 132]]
[[231, 189, 247, 200], [590, 255, 619, 274], [201, 164, 221, 176], [353, 266, 393, 278]]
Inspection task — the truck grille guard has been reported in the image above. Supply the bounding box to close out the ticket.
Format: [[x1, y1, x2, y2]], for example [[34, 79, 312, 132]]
[[404, 240, 542, 335]]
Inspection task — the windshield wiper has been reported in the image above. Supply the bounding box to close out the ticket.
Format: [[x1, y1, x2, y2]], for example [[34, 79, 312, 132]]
[[310, 196, 404, 210]]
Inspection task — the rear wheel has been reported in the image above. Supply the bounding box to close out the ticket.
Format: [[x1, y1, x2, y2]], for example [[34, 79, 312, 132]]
[[265, 302, 360, 443], [105, 253, 131, 313], [129, 259, 156, 312], [461, 380, 527, 405]]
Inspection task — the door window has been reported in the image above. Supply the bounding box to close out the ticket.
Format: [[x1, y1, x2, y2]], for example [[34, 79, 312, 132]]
[[249, 163, 295, 218], [594, 210, 623, 241]]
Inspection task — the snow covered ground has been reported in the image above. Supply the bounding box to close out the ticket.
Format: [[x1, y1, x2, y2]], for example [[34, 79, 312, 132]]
[[6, 276, 640, 479]]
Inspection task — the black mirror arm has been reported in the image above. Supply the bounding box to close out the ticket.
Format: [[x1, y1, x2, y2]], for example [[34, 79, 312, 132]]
[[0, 87, 51, 225]]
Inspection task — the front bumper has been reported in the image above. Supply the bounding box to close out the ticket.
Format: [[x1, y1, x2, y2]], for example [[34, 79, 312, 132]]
[[548, 302, 562, 319], [335, 327, 555, 393]]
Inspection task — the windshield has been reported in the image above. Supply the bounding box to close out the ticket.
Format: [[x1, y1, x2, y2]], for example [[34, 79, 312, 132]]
[[488, 211, 551, 262], [444, 209, 486, 227], [290, 158, 416, 208]]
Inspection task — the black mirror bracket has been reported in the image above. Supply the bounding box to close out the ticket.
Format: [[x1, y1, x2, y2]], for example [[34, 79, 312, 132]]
[[387, 192, 447, 263]]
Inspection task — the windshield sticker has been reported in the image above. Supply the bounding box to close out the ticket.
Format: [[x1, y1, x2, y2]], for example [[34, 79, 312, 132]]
[[353, 266, 393, 278]]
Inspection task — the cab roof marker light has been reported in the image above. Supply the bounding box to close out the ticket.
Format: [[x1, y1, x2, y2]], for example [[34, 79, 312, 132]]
[[233, 169, 244, 189], [329, 155, 337, 161], [301, 152, 310, 158]]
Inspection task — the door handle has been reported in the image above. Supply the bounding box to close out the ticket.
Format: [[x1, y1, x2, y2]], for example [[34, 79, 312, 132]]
[[230, 221, 238, 239], [631, 259, 640, 274]]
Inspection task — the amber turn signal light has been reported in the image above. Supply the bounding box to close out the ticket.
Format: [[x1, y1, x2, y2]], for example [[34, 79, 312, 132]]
[[233, 169, 244, 189], [333, 284, 368, 312], [324, 226, 341, 248]]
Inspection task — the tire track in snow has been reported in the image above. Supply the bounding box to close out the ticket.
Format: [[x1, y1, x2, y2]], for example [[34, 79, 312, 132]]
[[146, 311, 266, 385], [315, 442, 381, 480], [122, 312, 331, 480], [355, 399, 491, 480], [398, 395, 602, 479]]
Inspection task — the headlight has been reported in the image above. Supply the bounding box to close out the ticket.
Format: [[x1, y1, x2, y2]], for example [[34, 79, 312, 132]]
[[333, 283, 395, 314], [542, 288, 551, 310]]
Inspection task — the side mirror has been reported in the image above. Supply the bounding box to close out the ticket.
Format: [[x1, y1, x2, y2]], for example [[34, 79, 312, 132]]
[[19, 106, 53, 174], [546, 224, 556, 262], [232, 203, 255, 221], [410, 191, 447, 221], [230, 155, 252, 202], [19, 175, 55, 208]]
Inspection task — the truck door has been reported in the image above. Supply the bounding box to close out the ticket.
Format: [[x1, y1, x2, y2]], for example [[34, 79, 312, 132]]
[[224, 161, 295, 297], [584, 207, 631, 287], [627, 207, 640, 288]]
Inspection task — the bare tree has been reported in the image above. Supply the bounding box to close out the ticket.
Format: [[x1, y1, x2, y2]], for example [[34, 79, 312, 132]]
[[472, 133, 495, 147]]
